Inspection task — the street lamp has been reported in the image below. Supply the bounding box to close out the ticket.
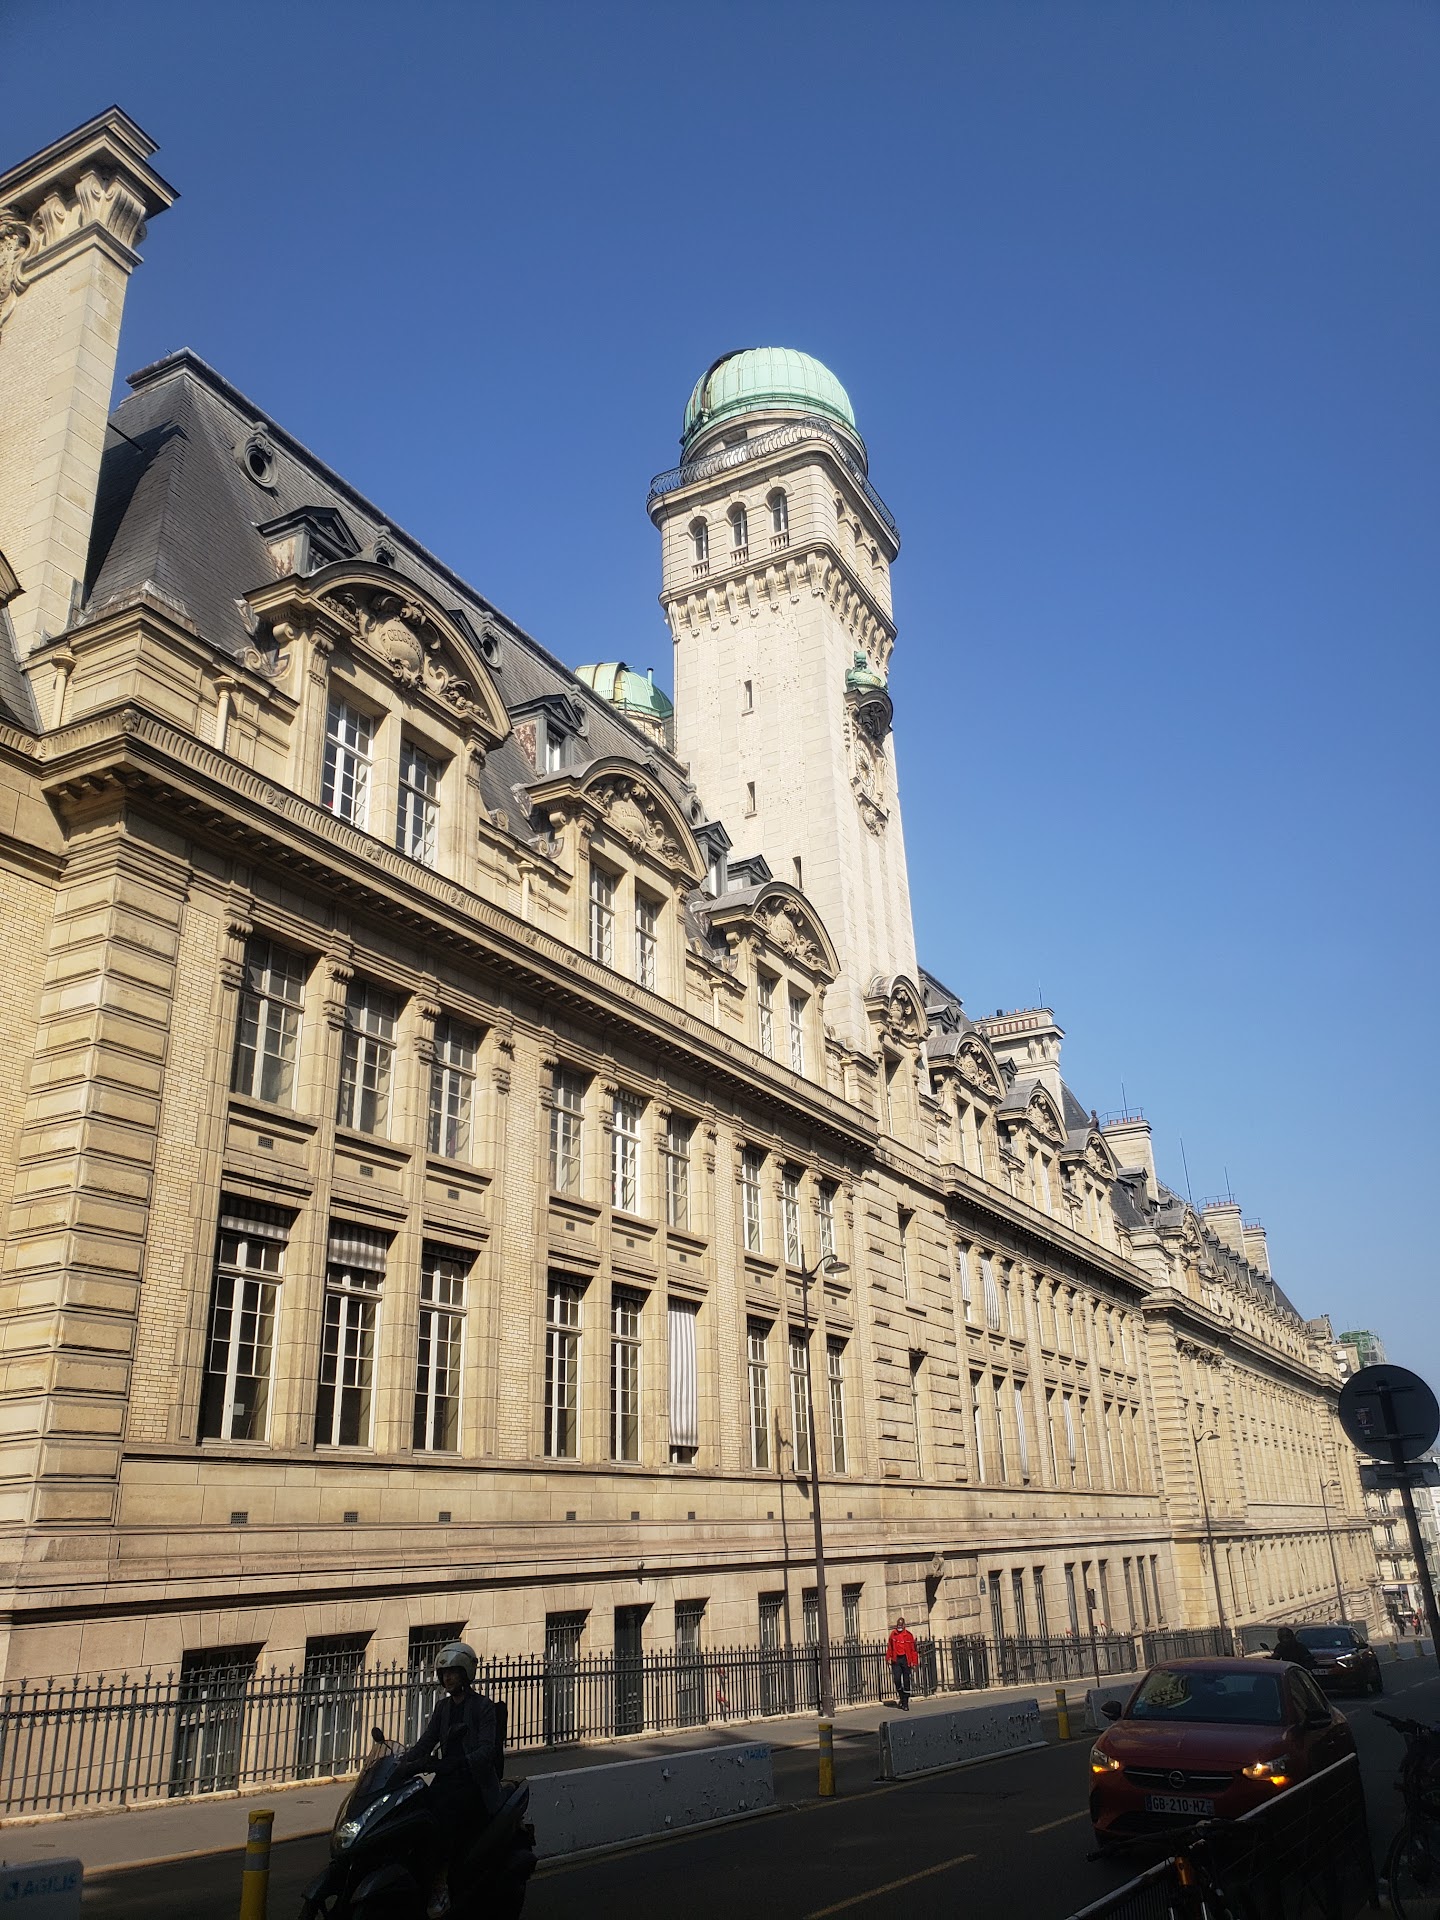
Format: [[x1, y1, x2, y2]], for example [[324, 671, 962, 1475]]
[[1317, 1474, 1348, 1623], [1191, 1429, 1229, 1642], [795, 1247, 847, 1788]]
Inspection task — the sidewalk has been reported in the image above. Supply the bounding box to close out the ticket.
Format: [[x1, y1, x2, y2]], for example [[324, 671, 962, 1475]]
[[1, 1673, 1065, 1877]]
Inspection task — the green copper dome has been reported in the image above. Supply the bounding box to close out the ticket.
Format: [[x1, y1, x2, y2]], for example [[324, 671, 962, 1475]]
[[682, 348, 860, 455], [576, 661, 674, 724], [845, 651, 888, 694]]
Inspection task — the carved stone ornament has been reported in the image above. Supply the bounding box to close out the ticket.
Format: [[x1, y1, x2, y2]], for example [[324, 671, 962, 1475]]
[[0, 210, 31, 337], [590, 775, 686, 866], [327, 586, 480, 719], [1028, 1097, 1064, 1145], [759, 900, 827, 973], [955, 1042, 1000, 1098]]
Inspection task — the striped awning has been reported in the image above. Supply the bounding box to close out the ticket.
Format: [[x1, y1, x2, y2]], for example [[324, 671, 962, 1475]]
[[327, 1220, 390, 1272], [668, 1299, 699, 1451]]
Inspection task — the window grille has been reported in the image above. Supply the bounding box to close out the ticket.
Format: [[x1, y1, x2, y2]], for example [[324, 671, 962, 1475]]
[[396, 739, 440, 864], [747, 1321, 771, 1470], [336, 980, 398, 1135], [549, 1068, 584, 1194], [427, 1015, 478, 1159], [321, 697, 373, 827], [315, 1222, 387, 1447], [610, 1290, 642, 1462], [199, 1202, 289, 1441], [544, 1278, 582, 1459], [231, 938, 305, 1105], [413, 1245, 467, 1451]]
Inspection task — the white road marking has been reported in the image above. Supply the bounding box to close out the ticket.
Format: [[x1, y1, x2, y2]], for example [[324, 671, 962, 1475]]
[[1029, 1810, 1090, 1833], [805, 1851, 979, 1916]]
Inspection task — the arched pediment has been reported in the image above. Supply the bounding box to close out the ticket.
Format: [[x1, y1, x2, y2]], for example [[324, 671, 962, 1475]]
[[247, 561, 512, 746], [866, 972, 929, 1048], [1081, 1130, 1119, 1180], [705, 880, 839, 980], [954, 1038, 1001, 1099], [1025, 1088, 1066, 1146], [536, 758, 707, 883]]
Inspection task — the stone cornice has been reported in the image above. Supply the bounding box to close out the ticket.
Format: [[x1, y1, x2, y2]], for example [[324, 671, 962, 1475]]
[[664, 543, 895, 657], [36, 703, 877, 1158], [1140, 1287, 1339, 1399]]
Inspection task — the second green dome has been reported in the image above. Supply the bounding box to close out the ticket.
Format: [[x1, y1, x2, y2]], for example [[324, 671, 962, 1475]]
[[682, 348, 859, 456]]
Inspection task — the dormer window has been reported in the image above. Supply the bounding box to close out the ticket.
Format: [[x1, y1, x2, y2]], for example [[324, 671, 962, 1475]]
[[729, 504, 748, 561], [544, 727, 566, 774], [769, 489, 789, 546], [690, 518, 709, 575]]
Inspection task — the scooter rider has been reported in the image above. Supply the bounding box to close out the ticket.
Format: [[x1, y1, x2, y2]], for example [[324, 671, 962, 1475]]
[[395, 1641, 502, 1918]]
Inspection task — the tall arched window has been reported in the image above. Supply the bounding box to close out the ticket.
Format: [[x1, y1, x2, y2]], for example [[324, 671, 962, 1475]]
[[729, 504, 748, 558], [690, 518, 709, 573], [769, 489, 789, 544]]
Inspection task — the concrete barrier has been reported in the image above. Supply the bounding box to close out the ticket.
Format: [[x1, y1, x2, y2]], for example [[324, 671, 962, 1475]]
[[526, 1742, 774, 1858], [1084, 1682, 1136, 1730], [878, 1697, 1044, 1780], [0, 1859, 82, 1918]]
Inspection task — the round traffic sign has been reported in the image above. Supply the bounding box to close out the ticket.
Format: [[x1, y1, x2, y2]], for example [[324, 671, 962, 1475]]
[[1338, 1365, 1440, 1462]]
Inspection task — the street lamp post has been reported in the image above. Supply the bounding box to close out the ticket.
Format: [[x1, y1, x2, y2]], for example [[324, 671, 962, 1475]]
[[1318, 1474, 1348, 1623], [796, 1248, 847, 1788], [1192, 1429, 1229, 1643]]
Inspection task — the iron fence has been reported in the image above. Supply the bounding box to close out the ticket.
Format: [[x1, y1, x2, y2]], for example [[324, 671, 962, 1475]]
[[1065, 1753, 1375, 1920], [0, 1623, 1232, 1817]]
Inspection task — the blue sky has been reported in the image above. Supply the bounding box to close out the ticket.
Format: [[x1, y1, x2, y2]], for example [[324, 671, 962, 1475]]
[[9, 1, 1437, 1384]]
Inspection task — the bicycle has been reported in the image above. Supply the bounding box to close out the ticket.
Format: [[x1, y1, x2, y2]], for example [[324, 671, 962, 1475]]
[[1088, 1817, 1244, 1919], [1376, 1709, 1440, 1919]]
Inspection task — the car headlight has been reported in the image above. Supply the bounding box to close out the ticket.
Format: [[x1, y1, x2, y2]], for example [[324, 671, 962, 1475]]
[[1334, 1653, 1356, 1664], [1090, 1745, 1123, 1773], [1242, 1754, 1290, 1786]]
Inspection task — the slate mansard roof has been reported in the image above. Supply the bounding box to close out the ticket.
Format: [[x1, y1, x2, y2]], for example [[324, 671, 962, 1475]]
[[80, 351, 704, 834]]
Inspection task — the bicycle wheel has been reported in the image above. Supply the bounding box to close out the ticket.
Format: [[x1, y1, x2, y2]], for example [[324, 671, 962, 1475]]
[[1386, 1823, 1440, 1920]]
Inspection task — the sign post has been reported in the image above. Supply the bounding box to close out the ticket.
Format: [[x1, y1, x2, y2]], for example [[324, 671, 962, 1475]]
[[1338, 1365, 1440, 1654]]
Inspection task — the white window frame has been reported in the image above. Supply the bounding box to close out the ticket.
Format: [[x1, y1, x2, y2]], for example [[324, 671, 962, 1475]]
[[662, 1113, 691, 1230], [544, 1278, 582, 1459], [200, 1212, 285, 1441], [322, 696, 373, 827], [757, 972, 776, 1057], [787, 989, 806, 1073], [981, 1253, 1002, 1332], [231, 937, 306, 1106], [549, 1069, 584, 1194], [588, 864, 616, 967], [427, 1015, 478, 1159], [316, 1228, 386, 1449], [741, 1147, 764, 1253], [610, 1290, 642, 1462], [781, 1168, 803, 1268], [413, 1246, 466, 1452], [634, 892, 659, 991], [827, 1338, 847, 1474], [817, 1182, 837, 1261], [611, 1090, 642, 1214], [747, 1321, 771, 1470], [396, 738, 440, 865], [336, 980, 398, 1136], [788, 1332, 812, 1475]]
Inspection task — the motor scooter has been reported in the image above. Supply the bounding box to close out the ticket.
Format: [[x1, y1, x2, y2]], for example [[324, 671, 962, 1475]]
[[298, 1704, 535, 1919]]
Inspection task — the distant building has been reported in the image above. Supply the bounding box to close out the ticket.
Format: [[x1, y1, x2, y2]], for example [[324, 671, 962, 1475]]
[[0, 111, 1383, 1685], [1337, 1329, 1387, 1373]]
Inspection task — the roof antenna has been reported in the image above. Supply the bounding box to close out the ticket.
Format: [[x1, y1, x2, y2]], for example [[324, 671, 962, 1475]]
[[1120, 1081, 1128, 1115], [1223, 1165, 1233, 1204], [1179, 1137, 1195, 1207]]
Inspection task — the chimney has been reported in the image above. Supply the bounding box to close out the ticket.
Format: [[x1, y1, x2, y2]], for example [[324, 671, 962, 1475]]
[[976, 1008, 1065, 1111], [1201, 1201, 1245, 1257], [0, 110, 175, 663], [1242, 1223, 1271, 1278], [1101, 1114, 1155, 1199]]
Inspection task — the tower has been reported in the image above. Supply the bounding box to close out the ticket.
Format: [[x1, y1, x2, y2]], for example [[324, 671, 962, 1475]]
[[649, 348, 918, 1050]]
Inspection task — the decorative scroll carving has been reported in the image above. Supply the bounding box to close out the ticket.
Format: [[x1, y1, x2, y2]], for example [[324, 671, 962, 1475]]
[[758, 900, 827, 972], [326, 586, 482, 719], [589, 775, 687, 865], [1028, 1097, 1064, 1145], [0, 211, 31, 337], [955, 1042, 1000, 1098]]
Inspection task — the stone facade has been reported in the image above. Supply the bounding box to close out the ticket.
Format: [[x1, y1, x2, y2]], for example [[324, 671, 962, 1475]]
[[0, 113, 1382, 1687]]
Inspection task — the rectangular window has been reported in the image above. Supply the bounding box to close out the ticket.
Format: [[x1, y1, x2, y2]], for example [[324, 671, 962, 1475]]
[[1010, 1567, 1029, 1639], [1032, 1566, 1050, 1639], [1062, 1392, 1078, 1473], [1122, 1558, 1137, 1631], [1064, 1563, 1080, 1637], [788, 1332, 811, 1474], [1098, 1559, 1113, 1629], [842, 1583, 862, 1640], [988, 1571, 1006, 1644], [787, 990, 806, 1073], [981, 1253, 1002, 1331], [413, 1245, 467, 1451], [322, 696, 373, 827], [1150, 1554, 1165, 1621], [1136, 1553, 1153, 1628], [611, 1090, 642, 1214], [992, 1376, 1009, 1480], [315, 1222, 387, 1448], [781, 1167, 803, 1267], [588, 865, 616, 966], [757, 972, 776, 1057], [909, 1352, 925, 1477], [970, 1371, 987, 1482], [231, 938, 306, 1105], [395, 739, 440, 864], [817, 1181, 837, 1261], [427, 1015, 478, 1159], [336, 979, 398, 1136], [610, 1290, 641, 1462], [1045, 1387, 1060, 1479], [827, 1338, 847, 1474], [1014, 1380, 1030, 1477], [741, 1147, 764, 1253], [199, 1202, 288, 1441], [956, 1244, 973, 1324], [668, 1298, 699, 1462], [544, 1278, 582, 1459], [747, 1321, 771, 1470], [897, 1207, 913, 1298], [661, 1113, 691, 1230], [549, 1068, 584, 1194], [634, 893, 659, 990]]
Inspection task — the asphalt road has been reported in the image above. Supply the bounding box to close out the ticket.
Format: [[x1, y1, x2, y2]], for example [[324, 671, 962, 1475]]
[[80, 1667, 1440, 1919]]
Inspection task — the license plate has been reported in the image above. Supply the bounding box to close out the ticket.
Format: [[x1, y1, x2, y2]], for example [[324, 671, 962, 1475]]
[[1144, 1794, 1215, 1816]]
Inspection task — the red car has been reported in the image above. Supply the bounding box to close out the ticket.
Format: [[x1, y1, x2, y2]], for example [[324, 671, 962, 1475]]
[[1089, 1657, 1356, 1845]]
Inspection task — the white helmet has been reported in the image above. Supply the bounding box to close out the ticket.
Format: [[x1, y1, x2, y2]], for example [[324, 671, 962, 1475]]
[[435, 1640, 478, 1684]]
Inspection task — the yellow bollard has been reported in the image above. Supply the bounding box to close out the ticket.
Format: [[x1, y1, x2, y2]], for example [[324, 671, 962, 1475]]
[[818, 1717, 836, 1797], [239, 1807, 274, 1920], [1055, 1687, 1071, 1741]]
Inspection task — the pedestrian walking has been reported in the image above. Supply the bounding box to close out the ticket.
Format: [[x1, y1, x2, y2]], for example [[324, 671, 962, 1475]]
[[886, 1615, 919, 1710]]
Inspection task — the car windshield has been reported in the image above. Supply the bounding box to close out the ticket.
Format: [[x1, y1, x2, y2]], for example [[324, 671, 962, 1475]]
[[1129, 1668, 1285, 1725], [1295, 1628, 1356, 1650]]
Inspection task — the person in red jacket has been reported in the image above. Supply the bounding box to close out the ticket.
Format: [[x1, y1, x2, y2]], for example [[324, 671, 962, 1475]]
[[885, 1615, 919, 1710]]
